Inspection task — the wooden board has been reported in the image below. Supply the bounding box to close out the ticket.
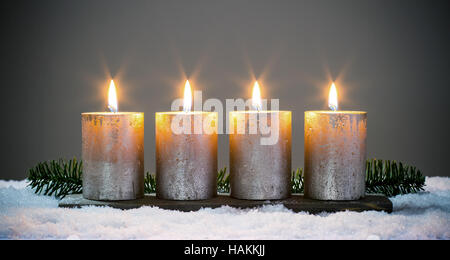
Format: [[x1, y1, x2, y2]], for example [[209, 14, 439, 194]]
[[59, 194, 392, 214]]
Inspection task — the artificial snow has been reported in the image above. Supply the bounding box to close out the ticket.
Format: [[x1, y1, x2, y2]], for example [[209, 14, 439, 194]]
[[0, 177, 449, 240]]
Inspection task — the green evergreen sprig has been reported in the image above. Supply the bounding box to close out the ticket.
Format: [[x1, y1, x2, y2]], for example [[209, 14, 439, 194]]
[[27, 158, 426, 199], [28, 159, 83, 198], [292, 168, 304, 194], [144, 172, 156, 194], [217, 167, 230, 193], [365, 159, 425, 196]]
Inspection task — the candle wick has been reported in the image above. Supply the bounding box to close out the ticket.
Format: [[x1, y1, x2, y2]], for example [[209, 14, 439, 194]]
[[253, 104, 262, 112], [108, 105, 117, 113], [329, 104, 338, 112]]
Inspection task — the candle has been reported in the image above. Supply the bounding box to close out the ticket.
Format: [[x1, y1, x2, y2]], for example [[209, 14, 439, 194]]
[[156, 80, 218, 200], [82, 80, 144, 201], [304, 83, 367, 200], [229, 82, 292, 200]]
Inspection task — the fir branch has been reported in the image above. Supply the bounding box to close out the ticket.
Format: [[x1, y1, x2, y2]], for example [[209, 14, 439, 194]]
[[27, 158, 83, 199], [365, 159, 425, 197]]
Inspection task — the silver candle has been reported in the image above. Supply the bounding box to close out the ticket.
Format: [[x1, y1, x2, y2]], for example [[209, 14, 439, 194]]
[[229, 110, 292, 200], [304, 111, 367, 200], [82, 112, 145, 201], [155, 111, 218, 200]]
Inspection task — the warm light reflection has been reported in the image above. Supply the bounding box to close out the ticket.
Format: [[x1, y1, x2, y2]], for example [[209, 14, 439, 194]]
[[328, 82, 338, 111], [183, 80, 192, 113], [252, 81, 262, 111], [108, 80, 118, 112]]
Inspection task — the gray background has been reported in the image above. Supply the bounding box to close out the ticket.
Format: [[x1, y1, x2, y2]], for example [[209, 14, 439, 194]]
[[1, 0, 449, 180]]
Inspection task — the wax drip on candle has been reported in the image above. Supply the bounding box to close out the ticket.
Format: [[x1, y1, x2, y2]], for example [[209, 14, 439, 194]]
[[183, 80, 192, 113], [328, 82, 338, 111], [252, 81, 262, 111], [108, 80, 118, 113]]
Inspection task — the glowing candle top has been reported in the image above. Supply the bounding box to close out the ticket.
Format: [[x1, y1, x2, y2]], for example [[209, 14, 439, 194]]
[[307, 82, 366, 114], [252, 81, 262, 111], [328, 82, 338, 111], [82, 80, 143, 117], [108, 80, 118, 113], [183, 80, 192, 113]]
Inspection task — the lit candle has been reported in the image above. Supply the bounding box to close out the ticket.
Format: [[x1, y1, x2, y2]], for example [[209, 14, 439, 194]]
[[82, 80, 144, 201], [229, 82, 292, 200], [304, 83, 367, 200], [156, 80, 218, 200]]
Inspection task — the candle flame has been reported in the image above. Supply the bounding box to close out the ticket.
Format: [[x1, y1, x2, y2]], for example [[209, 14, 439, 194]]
[[183, 80, 192, 113], [252, 81, 262, 111], [328, 82, 338, 111], [108, 80, 118, 113]]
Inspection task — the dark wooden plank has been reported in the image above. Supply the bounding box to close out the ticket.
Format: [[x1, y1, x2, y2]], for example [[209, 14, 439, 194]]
[[59, 194, 393, 214]]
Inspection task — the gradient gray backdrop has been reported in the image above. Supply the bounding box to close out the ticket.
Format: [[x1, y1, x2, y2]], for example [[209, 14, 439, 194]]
[[1, 0, 449, 180]]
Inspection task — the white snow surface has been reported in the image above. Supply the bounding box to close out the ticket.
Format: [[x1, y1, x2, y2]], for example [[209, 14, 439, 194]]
[[0, 177, 449, 240]]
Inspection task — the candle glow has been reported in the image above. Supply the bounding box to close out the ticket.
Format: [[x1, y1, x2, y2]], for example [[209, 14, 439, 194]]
[[252, 81, 262, 111], [183, 80, 192, 113], [108, 80, 118, 113], [328, 82, 338, 111]]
